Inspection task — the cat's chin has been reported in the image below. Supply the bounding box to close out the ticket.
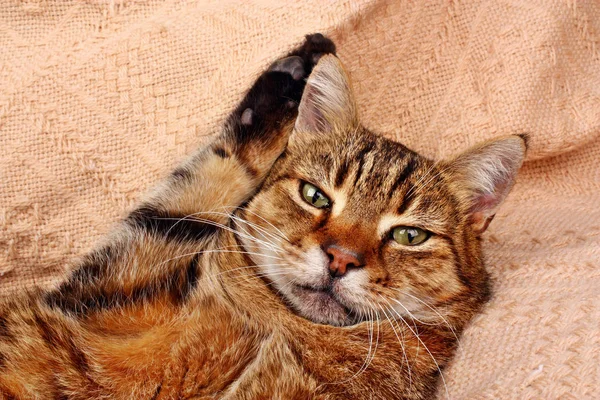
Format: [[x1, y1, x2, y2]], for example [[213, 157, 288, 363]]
[[288, 284, 358, 327]]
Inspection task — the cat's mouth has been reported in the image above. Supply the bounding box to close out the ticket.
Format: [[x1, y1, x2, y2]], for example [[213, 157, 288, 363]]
[[290, 283, 360, 326]]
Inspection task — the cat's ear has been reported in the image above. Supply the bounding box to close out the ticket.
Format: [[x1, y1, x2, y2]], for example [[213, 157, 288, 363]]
[[294, 54, 358, 136], [444, 135, 527, 234]]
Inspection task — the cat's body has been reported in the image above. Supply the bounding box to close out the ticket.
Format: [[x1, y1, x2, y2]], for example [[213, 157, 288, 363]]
[[0, 35, 526, 399]]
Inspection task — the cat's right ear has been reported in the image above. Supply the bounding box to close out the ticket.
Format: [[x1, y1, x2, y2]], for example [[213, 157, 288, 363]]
[[443, 135, 528, 234], [293, 55, 358, 138]]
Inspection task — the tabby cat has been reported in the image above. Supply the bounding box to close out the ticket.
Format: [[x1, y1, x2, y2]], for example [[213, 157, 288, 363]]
[[0, 34, 526, 399]]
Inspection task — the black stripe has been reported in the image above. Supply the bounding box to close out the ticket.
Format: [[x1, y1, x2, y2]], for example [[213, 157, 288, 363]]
[[241, 162, 259, 180], [389, 156, 416, 200], [213, 146, 230, 158], [397, 192, 415, 215], [34, 314, 91, 374], [0, 315, 14, 343], [352, 145, 373, 188], [171, 166, 193, 181], [49, 285, 142, 317], [334, 160, 350, 187], [44, 248, 111, 315], [449, 240, 472, 289], [150, 382, 163, 400], [169, 255, 201, 304], [127, 206, 218, 242], [46, 255, 201, 317]]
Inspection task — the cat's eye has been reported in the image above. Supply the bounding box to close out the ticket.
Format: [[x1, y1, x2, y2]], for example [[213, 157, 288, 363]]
[[301, 182, 330, 209], [392, 226, 429, 246]]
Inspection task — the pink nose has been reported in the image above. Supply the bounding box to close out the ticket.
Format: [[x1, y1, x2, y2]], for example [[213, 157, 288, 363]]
[[325, 246, 363, 278]]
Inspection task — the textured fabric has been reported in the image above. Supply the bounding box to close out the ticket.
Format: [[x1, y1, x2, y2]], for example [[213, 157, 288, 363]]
[[1, 0, 598, 398]]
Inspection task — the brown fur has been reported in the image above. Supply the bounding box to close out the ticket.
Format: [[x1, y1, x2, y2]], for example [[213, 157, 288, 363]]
[[0, 35, 525, 399]]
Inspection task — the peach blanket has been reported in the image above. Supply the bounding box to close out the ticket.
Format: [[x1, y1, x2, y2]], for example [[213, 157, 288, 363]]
[[1, 1, 598, 398]]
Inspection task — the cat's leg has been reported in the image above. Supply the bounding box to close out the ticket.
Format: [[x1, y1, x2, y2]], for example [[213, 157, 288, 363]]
[[130, 33, 337, 233], [42, 34, 337, 314]]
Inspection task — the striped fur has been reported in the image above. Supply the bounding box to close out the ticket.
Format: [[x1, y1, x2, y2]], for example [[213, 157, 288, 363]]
[[0, 35, 526, 399]]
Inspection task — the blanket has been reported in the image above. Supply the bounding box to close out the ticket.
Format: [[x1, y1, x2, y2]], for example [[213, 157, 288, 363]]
[[1, 0, 598, 398]]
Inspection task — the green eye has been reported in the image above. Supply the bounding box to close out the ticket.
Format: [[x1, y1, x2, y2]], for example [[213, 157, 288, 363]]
[[392, 226, 429, 246], [301, 182, 330, 209]]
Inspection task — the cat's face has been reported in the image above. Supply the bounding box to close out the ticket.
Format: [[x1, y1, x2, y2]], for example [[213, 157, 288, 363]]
[[240, 55, 525, 326]]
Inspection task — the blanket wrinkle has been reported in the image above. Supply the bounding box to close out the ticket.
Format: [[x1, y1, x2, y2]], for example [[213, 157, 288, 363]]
[[1, 0, 598, 398]]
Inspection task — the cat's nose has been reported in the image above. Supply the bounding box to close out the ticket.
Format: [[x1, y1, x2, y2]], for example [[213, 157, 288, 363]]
[[325, 246, 363, 278]]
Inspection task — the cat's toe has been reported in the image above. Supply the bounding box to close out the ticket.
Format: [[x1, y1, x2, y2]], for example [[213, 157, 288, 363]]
[[289, 33, 336, 72], [304, 33, 336, 57], [269, 56, 305, 80]]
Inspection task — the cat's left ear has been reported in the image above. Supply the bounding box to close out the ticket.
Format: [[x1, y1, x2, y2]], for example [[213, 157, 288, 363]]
[[293, 54, 358, 138], [444, 135, 528, 234]]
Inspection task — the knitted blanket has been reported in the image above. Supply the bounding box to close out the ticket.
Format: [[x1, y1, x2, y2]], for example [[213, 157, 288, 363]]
[[1, 1, 598, 398]]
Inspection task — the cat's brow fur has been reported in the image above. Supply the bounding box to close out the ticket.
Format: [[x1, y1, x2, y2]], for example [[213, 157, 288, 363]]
[[0, 34, 525, 400]]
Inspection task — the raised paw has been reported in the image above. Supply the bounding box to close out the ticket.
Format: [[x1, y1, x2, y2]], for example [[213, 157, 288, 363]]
[[233, 34, 336, 129], [225, 34, 336, 154]]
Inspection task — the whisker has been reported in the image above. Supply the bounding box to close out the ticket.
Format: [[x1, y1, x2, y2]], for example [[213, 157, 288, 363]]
[[174, 215, 281, 252], [155, 249, 284, 269], [271, 274, 298, 298], [202, 209, 286, 247], [388, 288, 461, 346], [381, 296, 451, 400], [148, 208, 281, 252], [376, 296, 413, 387], [214, 264, 291, 278], [229, 206, 290, 242], [406, 162, 454, 200], [385, 291, 448, 327], [228, 213, 287, 246], [405, 160, 439, 198], [329, 303, 375, 385]]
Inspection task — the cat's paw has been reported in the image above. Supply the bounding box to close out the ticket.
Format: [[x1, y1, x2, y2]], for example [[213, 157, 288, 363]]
[[231, 34, 336, 139], [234, 59, 305, 134], [240, 55, 305, 127]]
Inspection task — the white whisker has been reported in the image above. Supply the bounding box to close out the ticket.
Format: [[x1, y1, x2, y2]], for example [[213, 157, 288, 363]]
[[389, 288, 461, 346], [229, 206, 290, 242], [376, 296, 413, 388], [381, 296, 451, 400]]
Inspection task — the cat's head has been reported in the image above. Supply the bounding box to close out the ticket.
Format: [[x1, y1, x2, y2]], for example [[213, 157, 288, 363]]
[[240, 55, 526, 327]]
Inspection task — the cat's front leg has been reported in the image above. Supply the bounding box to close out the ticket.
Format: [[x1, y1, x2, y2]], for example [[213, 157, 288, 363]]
[[41, 35, 336, 319], [132, 34, 337, 231]]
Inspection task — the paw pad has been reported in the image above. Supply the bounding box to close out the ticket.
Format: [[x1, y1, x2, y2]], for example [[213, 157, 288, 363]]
[[269, 56, 305, 80], [241, 108, 253, 125]]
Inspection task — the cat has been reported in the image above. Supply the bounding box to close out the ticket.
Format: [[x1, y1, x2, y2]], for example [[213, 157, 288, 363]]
[[0, 34, 526, 399]]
